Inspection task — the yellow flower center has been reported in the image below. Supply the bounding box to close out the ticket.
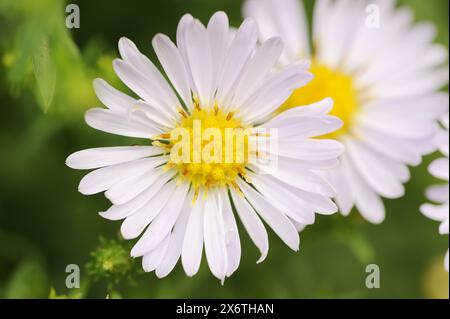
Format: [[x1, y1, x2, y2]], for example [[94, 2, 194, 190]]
[[279, 63, 360, 139], [155, 103, 252, 198]]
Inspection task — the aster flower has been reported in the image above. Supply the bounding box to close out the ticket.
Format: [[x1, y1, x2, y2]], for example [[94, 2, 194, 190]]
[[244, 0, 449, 223], [66, 12, 344, 281], [421, 114, 449, 272]]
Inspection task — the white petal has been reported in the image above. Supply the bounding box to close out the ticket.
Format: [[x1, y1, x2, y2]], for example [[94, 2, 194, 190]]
[[266, 139, 344, 161], [429, 158, 449, 181], [421, 202, 449, 222], [131, 100, 175, 129], [243, 0, 310, 63], [66, 146, 163, 170], [333, 1, 369, 69], [176, 14, 195, 90], [215, 18, 258, 108], [342, 154, 385, 224], [207, 11, 230, 95], [142, 234, 170, 272], [441, 114, 449, 130], [269, 98, 334, 120], [267, 0, 310, 60], [182, 197, 205, 277], [375, 68, 449, 98], [155, 198, 192, 278], [99, 170, 174, 220], [113, 59, 178, 120], [252, 160, 336, 197], [354, 124, 422, 166], [203, 192, 228, 282], [426, 184, 449, 204], [356, 113, 438, 140], [435, 130, 449, 157], [238, 179, 299, 251], [439, 219, 449, 235], [269, 174, 338, 215], [118, 38, 180, 115], [105, 166, 161, 205], [242, 65, 313, 123], [85, 108, 161, 138], [327, 160, 354, 216], [230, 188, 268, 263], [152, 34, 192, 108], [121, 181, 176, 241], [291, 220, 307, 232], [93, 78, 136, 113], [230, 37, 283, 108], [184, 19, 213, 106], [262, 115, 343, 139], [131, 183, 189, 256], [364, 93, 449, 121], [249, 173, 316, 224], [78, 157, 167, 195], [345, 138, 405, 199], [386, 45, 448, 85], [219, 189, 241, 277]]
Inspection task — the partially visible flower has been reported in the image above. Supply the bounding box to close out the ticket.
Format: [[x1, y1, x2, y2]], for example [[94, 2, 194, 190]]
[[244, 0, 449, 223], [67, 12, 344, 281], [421, 114, 449, 272]]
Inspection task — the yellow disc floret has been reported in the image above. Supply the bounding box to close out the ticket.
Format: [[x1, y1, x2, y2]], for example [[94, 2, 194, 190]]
[[279, 63, 361, 139], [155, 103, 252, 197]]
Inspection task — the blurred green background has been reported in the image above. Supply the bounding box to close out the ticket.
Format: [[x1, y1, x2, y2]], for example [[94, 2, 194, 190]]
[[0, 0, 448, 299]]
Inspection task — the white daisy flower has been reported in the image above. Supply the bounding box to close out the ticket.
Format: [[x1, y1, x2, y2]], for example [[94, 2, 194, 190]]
[[244, 0, 449, 223], [421, 114, 449, 272], [66, 12, 344, 281]]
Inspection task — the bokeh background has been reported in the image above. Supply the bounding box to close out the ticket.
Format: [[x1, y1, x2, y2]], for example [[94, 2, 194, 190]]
[[0, 0, 448, 299]]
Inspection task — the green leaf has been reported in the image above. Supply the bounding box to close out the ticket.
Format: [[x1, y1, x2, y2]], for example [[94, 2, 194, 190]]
[[32, 36, 56, 112], [48, 278, 90, 299], [106, 290, 123, 299], [4, 260, 49, 298]]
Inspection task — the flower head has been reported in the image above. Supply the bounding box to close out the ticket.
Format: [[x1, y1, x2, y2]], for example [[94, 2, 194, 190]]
[[66, 12, 343, 281], [86, 237, 137, 285], [244, 0, 449, 223]]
